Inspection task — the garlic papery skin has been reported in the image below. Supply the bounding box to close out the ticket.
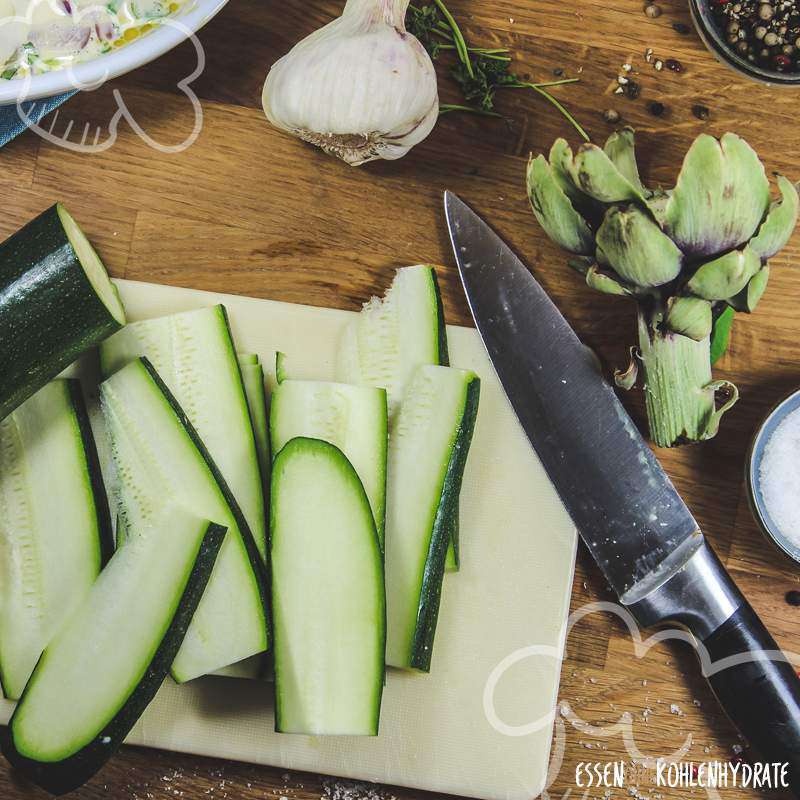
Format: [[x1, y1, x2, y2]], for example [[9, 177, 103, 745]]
[[262, 0, 439, 166]]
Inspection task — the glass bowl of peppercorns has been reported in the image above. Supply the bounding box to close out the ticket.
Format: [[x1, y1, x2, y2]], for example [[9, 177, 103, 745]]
[[691, 0, 800, 84]]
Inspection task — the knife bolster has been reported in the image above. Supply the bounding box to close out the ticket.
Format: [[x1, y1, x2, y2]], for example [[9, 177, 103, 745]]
[[623, 538, 743, 639]]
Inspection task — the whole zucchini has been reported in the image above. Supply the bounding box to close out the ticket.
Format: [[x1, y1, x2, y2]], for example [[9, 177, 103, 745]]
[[0, 204, 125, 420]]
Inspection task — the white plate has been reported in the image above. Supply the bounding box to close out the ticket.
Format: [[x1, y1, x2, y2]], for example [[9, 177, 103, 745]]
[[0, 0, 226, 105]]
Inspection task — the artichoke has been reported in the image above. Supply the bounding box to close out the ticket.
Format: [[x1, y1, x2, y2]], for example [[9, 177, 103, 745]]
[[526, 128, 799, 447]]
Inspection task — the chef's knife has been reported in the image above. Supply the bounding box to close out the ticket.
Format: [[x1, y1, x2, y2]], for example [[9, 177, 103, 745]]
[[444, 191, 800, 791]]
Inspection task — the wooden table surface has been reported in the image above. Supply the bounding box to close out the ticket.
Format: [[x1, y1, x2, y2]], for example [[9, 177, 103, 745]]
[[3, 0, 800, 797]]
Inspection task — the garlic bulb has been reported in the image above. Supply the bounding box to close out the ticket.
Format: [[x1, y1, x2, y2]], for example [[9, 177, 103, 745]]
[[262, 0, 439, 166]]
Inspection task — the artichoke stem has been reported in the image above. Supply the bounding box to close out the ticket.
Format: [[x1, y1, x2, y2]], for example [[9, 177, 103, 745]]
[[637, 310, 715, 447]]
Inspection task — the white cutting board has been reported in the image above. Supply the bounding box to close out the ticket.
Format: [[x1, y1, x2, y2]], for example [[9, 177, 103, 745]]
[[0, 280, 577, 800]]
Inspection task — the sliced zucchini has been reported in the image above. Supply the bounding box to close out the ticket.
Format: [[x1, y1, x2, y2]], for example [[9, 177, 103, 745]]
[[211, 355, 270, 682], [100, 358, 269, 683], [337, 266, 461, 569], [270, 380, 388, 546], [275, 351, 288, 384], [239, 356, 270, 500], [0, 205, 125, 420], [444, 502, 460, 572], [0, 379, 113, 701], [337, 265, 448, 418], [271, 438, 385, 735], [2, 508, 226, 796], [99, 305, 266, 563], [212, 654, 265, 681], [115, 513, 127, 549], [385, 365, 479, 671]]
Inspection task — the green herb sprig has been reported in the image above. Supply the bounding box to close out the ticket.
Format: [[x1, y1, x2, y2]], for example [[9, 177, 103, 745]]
[[406, 0, 589, 141]]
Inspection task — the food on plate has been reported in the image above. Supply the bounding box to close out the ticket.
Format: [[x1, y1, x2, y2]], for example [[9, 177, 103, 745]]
[[1, 506, 225, 795], [0, 379, 113, 701], [527, 128, 799, 447], [100, 357, 269, 682], [337, 265, 461, 569], [270, 374, 388, 545], [0, 204, 125, 421], [383, 364, 479, 671], [271, 437, 385, 734], [0, 0, 189, 79], [261, 0, 438, 166]]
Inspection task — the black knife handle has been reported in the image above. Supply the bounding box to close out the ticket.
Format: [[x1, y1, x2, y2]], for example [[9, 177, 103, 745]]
[[702, 601, 800, 794]]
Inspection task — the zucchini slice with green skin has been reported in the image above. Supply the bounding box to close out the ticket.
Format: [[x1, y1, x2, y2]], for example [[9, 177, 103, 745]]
[[275, 351, 288, 384], [212, 356, 270, 682], [0, 379, 113, 701], [1, 509, 226, 796], [337, 265, 448, 418], [100, 358, 269, 683], [271, 437, 385, 735], [239, 357, 271, 501], [270, 380, 388, 547], [0, 205, 125, 421], [385, 365, 480, 671], [99, 305, 267, 563], [337, 266, 461, 569]]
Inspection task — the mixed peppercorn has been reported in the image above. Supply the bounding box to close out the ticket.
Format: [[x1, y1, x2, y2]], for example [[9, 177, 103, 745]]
[[712, 0, 800, 72]]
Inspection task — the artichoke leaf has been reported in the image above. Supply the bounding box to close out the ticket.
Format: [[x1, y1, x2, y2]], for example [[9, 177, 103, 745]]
[[567, 256, 593, 275], [727, 265, 770, 312], [687, 246, 761, 301], [585, 265, 632, 296], [664, 295, 713, 341], [603, 127, 646, 196], [595, 205, 683, 287], [701, 380, 739, 441], [663, 132, 770, 257], [567, 142, 648, 205], [549, 139, 587, 207], [710, 305, 735, 365], [750, 176, 799, 260], [614, 346, 639, 390], [527, 154, 595, 256]]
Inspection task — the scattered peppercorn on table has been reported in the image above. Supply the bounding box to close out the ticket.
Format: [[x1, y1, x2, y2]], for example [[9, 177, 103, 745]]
[[3, 0, 800, 798]]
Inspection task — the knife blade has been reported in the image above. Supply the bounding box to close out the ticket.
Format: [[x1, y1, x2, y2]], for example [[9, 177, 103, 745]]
[[444, 190, 800, 793], [444, 190, 697, 599]]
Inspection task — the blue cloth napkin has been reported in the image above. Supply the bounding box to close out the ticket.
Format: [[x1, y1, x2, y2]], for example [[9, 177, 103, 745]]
[[0, 91, 76, 147]]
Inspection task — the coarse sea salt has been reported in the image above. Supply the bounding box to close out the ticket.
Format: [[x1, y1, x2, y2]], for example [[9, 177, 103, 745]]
[[759, 408, 800, 546]]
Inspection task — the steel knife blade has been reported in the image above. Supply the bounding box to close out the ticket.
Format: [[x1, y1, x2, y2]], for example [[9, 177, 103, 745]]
[[444, 191, 800, 789], [444, 191, 699, 599]]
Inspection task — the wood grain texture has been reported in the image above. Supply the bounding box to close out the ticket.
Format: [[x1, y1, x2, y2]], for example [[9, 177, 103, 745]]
[[2, 0, 800, 797]]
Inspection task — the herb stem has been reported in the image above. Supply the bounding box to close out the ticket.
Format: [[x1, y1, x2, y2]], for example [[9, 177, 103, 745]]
[[432, 0, 473, 78], [525, 77, 580, 88], [437, 44, 511, 59], [439, 104, 503, 117], [504, 81, 590, 141]]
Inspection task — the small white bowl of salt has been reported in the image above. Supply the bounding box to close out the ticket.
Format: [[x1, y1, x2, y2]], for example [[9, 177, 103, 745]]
[[749, 390, 800, 564]]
